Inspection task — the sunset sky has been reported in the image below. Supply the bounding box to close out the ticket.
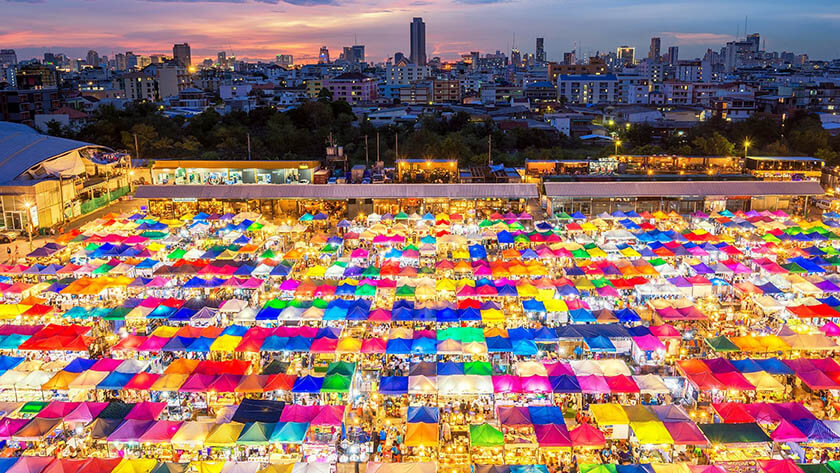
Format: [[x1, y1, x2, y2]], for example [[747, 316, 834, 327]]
[[3, 0, 839, 63]]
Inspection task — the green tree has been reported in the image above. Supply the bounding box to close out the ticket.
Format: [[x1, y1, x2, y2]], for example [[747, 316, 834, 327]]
[[692, 132, 734, 156], [317, 87, 333, 101]]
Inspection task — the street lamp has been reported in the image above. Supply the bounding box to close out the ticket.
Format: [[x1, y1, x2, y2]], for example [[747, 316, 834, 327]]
[[744, 139, 751, 158], [614, 140, 622, 156]]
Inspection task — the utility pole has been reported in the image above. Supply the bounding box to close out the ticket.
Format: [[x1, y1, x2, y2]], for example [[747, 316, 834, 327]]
[[364, 135, 369, 167], [133, 133, 140, 160], [395, 133, 399, 161], [247, 133, 252, 161], [376, 132, 380, 164], [58, 175, 65, 225], [488, 134, 492, 166]]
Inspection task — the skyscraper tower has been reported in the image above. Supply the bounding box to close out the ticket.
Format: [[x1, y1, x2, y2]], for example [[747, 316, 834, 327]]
[[410, 17, 426, 66], [648, 37, 661, 61], [535, 37, 545, 63], [667, 46, 679, 65], [319, 46, 330, 64], [173, 43, 191, 68]]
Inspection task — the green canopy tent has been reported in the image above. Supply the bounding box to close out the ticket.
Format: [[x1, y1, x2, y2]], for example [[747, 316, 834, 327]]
[[236, 422, 276, 446], [395, 285, 416, 297], [704, 336, 740, 353], [464, 361, 492, 376], [326, 361, 356, 377], [698, 423, 771, 444], [469, 423, 504, 447], [321, 374, 352, 393]]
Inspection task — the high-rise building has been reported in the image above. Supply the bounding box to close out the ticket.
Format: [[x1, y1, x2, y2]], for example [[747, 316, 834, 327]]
[[667, 46, 679, 65], [536, 37, 545, 63], [746, 33, 761, 53], [648, 37, 660, 61], [276, 54, 293, 68], [43, 53, 56, 66], [352, 45, 365, 64], [394, 52, 406, 65], [0, 50, 16, 66], [617, 46, 635, 66], [562, 51, 576, 65], [511, 49, 521, 68], [126, 51, 138, 70], [115, 53, 127, 71], [173, 43, 191, 68], [15, 64, 57, 90], [410, 17, 427, 65], [217, 52, 227, 68], [86, 50, 100, 67], [318, 46, 330, 64]]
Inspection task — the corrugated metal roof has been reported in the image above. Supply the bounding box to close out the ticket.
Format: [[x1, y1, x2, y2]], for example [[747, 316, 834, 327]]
[[544, 180, 824, 198], [136, 183, 539, 200], [0, 121, 105, 180]]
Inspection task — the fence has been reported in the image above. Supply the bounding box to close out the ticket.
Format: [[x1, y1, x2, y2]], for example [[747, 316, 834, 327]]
[[79, 186, 131, 215]]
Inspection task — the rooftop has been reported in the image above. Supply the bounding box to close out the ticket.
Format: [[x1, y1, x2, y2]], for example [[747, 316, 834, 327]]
[[135, 183, 539, 200], [0, 121, 107, 181], [544, 180, 824, 198]]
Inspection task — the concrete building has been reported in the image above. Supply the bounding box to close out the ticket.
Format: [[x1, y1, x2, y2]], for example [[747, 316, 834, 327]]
[[15, 65, 57, 90], [536, 38, 546, 63], [557, 74, 618, 104], [433, 80, 460, 103], [323, 73, 378, 104], [0, 50, 16, 66], [172, 43, 191, 68], [480, 85, 524, 105], [648, 37, 661, 61], [545, 180, 822, 215], [0, 122, 129, 230], [666, 46, 679, 65], [676, 61, 704, 82], [617, 46, 635, 66], [384, 63, 431, 85], [119, 70, 159, 101], [399, 82, 431, 104], [0, 89, 61, 126], [548, 59, 607, 82]]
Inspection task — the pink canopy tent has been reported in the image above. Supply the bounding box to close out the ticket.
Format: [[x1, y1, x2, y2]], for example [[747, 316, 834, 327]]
[[492, 375, 522, 394], [534, 424, 572, 447], [311, 405, 346, 426], [521, 375, 552, 394], [770, 420, 808, 443], [758, 460, 805, 473], [569, 422, 606, 447]]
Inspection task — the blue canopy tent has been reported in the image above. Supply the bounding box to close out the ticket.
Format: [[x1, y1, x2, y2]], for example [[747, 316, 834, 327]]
[[379, 376, 408, 395]]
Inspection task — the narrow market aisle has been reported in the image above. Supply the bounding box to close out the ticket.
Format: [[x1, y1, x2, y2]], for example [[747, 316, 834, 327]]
[[0, 197, 147, 264]]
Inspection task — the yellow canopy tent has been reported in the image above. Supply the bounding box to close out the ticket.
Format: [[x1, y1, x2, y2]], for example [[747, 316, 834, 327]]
[[590, 403, 629, 425], [204, 422, 246, 447], [631, 421, 674, 445]]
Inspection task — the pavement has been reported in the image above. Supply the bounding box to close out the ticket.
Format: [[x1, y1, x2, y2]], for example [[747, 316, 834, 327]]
[[0, 197, 147, 265]]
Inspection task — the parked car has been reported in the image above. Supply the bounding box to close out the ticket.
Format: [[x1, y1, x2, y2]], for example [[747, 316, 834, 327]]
[[0, 231, 18, 244]]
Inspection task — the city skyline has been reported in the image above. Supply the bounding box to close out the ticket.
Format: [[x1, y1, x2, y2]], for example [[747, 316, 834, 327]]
[[2, 0, 839, 63]]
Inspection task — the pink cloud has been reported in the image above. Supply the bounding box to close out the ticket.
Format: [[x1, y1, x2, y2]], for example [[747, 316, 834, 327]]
[[659, 32, 735, 45]]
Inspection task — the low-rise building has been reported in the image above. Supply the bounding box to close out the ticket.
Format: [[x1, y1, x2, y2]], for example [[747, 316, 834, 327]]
[[323, 73, 378, 104], [557, 74, 618, 104]]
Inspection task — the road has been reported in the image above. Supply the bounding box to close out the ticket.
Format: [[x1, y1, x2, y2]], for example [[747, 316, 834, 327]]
[[0, 197, 147, 265]]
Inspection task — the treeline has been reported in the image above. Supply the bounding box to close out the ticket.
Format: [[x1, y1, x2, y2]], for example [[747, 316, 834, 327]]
[[617, 112, 840, 163], [52, 100, 605, 166], [48, 100, 840, 166]]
